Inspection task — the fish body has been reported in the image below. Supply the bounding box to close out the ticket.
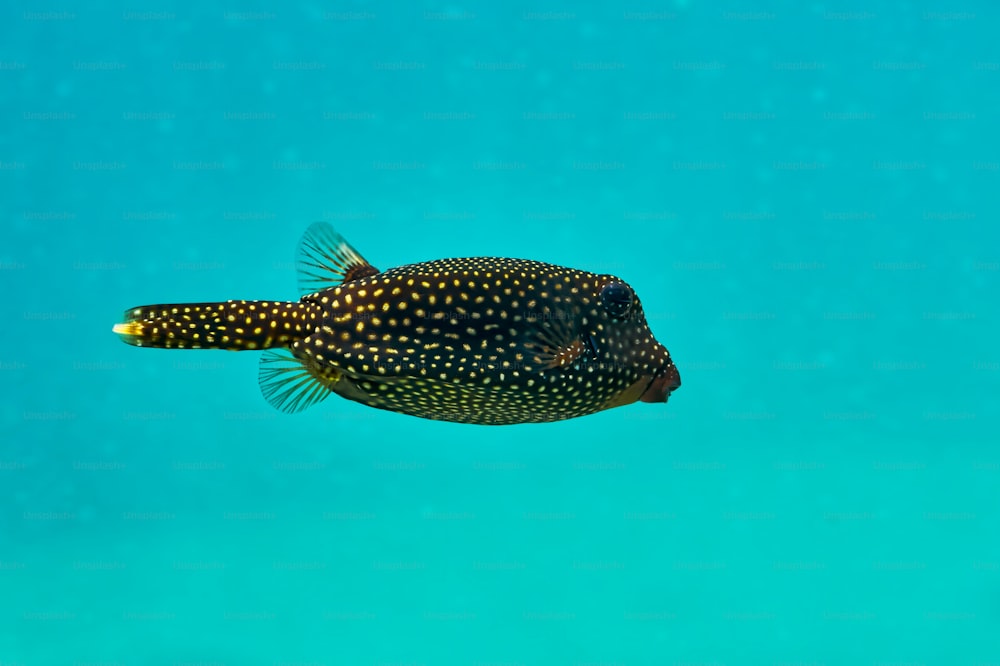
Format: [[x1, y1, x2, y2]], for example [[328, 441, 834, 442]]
[[114, 223, 680, 425]]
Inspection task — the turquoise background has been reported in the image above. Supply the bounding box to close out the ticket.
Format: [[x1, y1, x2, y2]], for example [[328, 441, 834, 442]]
[[2, 2, 999, 664]]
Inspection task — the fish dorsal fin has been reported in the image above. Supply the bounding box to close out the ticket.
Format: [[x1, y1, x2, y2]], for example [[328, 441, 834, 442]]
[[258, 349, 341, 414], [296, 222, 380, 296]]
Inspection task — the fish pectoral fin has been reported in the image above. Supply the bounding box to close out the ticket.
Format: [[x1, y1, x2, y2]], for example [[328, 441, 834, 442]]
[[526, 338, 588, 370], [519, 311, 593, 370], [296, 221, 380, 296], [258, 349, 340, 414]]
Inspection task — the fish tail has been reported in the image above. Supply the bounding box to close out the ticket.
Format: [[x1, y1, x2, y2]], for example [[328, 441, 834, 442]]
[[113, 300, 315, 350]]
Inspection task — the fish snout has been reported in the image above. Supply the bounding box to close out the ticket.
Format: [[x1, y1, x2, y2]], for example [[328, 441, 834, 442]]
[[640, 363, 681, 403]]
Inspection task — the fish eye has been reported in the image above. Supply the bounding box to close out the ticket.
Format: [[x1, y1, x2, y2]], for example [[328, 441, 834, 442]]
[[600, 282, 633, 318]]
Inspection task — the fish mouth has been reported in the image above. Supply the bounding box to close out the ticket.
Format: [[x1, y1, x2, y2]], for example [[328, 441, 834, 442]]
[[640, 363, 681, 403]]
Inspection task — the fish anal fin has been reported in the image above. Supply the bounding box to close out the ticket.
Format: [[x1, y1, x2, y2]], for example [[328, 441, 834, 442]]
[[296, 221, 380, 296], [258, 349, 340, 414]]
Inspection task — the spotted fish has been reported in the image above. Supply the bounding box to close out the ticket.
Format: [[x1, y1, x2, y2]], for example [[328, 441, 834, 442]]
[[113, 223, 680, 424]]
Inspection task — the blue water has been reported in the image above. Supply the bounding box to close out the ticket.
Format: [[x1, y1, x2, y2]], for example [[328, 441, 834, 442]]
[[3, 2, 999, 663]]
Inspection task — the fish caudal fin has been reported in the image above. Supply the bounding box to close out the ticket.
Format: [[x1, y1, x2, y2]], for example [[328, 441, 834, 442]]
[[113, 300, 314, 350]]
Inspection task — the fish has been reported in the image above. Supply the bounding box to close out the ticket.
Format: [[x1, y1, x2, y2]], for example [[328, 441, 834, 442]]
[[113, 222, 680, 425]]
